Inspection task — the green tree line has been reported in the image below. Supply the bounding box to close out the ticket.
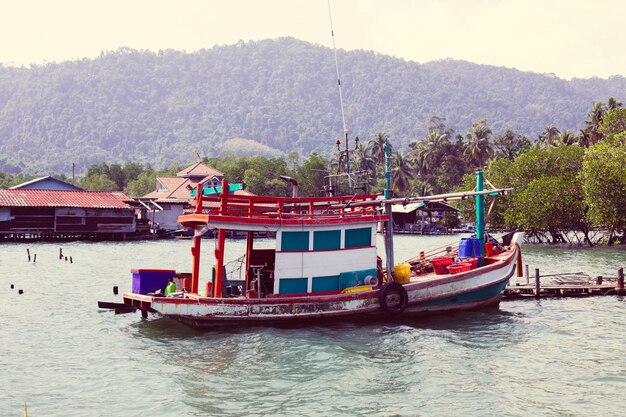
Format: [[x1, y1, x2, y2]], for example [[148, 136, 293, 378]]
[[2, 97, 625, 245], [450, 99, 626, 246]]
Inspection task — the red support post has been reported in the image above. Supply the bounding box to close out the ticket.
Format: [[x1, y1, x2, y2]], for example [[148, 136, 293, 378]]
[[194, 183, 203, 214], [213, 179, 229, 298], [191, 235, 201, 294], [245, 231, 253, 297], [516, 246, 523, 278], [189, 182, 205, 294]]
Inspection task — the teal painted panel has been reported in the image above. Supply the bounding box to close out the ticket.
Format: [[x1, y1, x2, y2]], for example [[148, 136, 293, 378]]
[[190, 183, 245, 196], [420, 280, 508, 307], [345, 227, 372, 248], [279, 278, 308, 294], [312, 275, 340, 292], [313, 230, 341, 251], [281, 231, 309, 251], [339, 268, 377, 289]]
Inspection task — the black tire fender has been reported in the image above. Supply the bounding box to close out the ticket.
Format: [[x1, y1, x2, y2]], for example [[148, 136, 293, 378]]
[[378, 281, 409, 315]]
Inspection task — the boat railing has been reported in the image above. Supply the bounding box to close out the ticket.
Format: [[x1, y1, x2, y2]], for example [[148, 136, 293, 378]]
[[193, 193, 385, 221]]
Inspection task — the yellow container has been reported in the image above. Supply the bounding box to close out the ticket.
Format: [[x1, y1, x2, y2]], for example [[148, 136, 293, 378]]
[[341, 284, 373, 294], [392, 263, 411, 284]]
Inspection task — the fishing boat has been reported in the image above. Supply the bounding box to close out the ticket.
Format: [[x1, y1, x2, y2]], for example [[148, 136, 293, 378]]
[[122, 163, 523, 329], [121, 8, 523, 327]]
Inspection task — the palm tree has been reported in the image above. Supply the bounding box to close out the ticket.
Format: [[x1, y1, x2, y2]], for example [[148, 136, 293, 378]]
[[608, 96, 623, 110], [369, 132, 390, 167], [584, 102, 606, 145], [577, 130, 590, 148], [537, 124, 561, 148], [391, 151, 413, 194], [493, 129, 530, 159], [558, 130, 577, 146], [352, 143, 376, 177], [463, 119, 493, 167], [411, 178, 433, 196], [409, 131, 449, 176]]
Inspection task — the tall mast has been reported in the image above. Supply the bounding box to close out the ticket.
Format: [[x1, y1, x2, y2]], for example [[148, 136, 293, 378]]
[[327, 0, 352, 187]]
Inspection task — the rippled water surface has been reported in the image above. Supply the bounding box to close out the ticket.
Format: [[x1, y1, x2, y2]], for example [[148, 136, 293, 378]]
[[1, 237, 625, 416]]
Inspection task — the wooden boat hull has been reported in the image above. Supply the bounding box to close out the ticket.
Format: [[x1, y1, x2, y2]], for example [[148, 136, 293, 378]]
[[123, 240, 520, 329]]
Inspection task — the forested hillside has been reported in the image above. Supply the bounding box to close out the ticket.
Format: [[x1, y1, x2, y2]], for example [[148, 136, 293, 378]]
[[0, 37, 624, 175]]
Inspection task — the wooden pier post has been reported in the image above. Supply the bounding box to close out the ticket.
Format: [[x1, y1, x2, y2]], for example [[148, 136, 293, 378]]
[[617, 268, 624, 295], [535, 268, 541, 298]]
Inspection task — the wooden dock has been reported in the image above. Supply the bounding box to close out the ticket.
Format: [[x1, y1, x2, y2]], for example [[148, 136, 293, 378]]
[[503, 268, 624, 299]]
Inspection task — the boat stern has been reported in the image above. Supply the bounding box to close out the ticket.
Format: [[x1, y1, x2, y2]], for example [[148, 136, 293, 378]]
[[122, 292, 156, 316]]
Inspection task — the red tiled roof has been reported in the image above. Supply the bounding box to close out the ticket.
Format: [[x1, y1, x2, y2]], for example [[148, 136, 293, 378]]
[[144, 175, 226, 200], [158, 177, 187, 192], [0, 189, 134, 209], [144, 177, 191, 200], [176, 162, 223, 178]]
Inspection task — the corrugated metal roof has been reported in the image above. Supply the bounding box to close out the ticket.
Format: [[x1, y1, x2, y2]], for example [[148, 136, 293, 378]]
[[0, 189, 134, 209], [9, 176, 84, 191], [391, 201, 458, 213]]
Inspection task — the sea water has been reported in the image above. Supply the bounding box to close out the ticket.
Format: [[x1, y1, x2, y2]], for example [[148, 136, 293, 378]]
[[1, 236, 625, 416]]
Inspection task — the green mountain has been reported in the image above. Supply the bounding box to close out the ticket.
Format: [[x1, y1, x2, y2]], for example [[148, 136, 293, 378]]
[[0, 37, 624, 175]]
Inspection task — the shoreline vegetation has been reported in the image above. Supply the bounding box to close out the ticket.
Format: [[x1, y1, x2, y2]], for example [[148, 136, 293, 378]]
[[1, 99, 625, 247]]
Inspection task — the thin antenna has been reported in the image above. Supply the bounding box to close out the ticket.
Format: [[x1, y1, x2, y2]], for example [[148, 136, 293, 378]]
[[327, 0, 352, 187]]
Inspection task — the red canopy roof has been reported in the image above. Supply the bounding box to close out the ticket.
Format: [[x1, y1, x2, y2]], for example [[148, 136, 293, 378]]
[[0, 189, 133, 209]]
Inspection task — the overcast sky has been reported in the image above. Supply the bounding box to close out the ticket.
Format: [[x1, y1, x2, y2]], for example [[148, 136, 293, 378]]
[[0, 0, 623, 80]]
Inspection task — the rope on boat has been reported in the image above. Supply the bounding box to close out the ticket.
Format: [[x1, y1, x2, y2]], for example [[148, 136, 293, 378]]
[[405, 238, 460, 265]]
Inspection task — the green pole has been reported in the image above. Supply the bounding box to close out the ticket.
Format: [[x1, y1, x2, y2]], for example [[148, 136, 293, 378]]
[[475, 170, 485, 255], [384, 138, 394, 280]]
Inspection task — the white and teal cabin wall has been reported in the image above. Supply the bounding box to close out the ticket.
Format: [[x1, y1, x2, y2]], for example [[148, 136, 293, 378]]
[[273, 223, 378, 295]]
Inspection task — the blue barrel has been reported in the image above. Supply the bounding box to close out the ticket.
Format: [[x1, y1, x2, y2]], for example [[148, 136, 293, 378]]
[[459, 238, 473, 258], [472, 238, 482, 257], [459, 237, 482, 258]]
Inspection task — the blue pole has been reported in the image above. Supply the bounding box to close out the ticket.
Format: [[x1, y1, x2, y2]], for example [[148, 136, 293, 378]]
[[475, 170, 485, 256]]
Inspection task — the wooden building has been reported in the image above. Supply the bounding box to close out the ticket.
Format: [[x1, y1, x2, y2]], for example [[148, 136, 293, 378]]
[[0, 189, 136, 241], [391, 201, 458, 233]]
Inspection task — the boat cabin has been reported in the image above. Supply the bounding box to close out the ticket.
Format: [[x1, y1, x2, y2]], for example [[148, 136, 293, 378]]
[[178, 179, 387, 298]]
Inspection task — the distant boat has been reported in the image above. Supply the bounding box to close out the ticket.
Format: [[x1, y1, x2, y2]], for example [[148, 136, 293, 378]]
[[122, 170, 523, 329]]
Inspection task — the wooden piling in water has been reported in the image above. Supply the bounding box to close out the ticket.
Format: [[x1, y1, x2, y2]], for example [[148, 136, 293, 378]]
[[618, 268, 624, 295], [535, 268, 541, 298]]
